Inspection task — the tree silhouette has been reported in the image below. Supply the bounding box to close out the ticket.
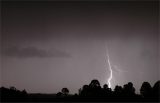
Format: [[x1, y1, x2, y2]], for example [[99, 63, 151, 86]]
[[123, 82, 135, 97], [140, 82, 152, 97], [61, 88, 69, 96], [152, 81, 160, 98], [80, 85, 90, 97], [56, 92, 63, 97], [80, 80, 102, 97], [114, 85, 123, 97], [10, 86, 17, 91], [22, 89, 27, 94], [1, 80, 160, 102], [89, 79, 102, 97], [89, 79, 100, 88], [103, 84, 108, 89], [102, 84, 112, 97]]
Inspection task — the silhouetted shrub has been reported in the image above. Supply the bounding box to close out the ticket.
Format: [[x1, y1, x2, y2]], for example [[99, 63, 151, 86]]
[[56, 92, 63, 97], [61, 88, 69, 96], [140, 82, 152, 97]]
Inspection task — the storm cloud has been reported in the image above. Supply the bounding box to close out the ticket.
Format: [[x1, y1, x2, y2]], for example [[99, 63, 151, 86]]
[[4, 46, 71, 58]]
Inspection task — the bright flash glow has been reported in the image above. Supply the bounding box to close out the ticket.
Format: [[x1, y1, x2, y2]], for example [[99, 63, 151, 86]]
[[106, 49, 113, 88]]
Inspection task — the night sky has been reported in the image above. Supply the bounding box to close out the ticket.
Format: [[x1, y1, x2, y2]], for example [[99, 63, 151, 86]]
[[1, 0, 159, 94]]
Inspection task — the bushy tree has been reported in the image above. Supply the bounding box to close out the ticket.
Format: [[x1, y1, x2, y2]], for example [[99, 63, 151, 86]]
[[123, 82, 135, 96], [140, 82, 152, 97], [89, 79, 100, 88], [61, 88, 69, 96], [152, 81, 160, 97]]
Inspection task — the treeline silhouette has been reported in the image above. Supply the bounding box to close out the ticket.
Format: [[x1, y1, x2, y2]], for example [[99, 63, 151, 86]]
[[0, 80, 159, 102]]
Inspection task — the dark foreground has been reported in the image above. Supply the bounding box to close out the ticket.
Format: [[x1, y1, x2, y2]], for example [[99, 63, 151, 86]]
[[0, 80, 159, 102]]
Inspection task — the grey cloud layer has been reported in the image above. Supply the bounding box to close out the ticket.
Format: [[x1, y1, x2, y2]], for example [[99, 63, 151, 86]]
[[3, 46, 71, 58]]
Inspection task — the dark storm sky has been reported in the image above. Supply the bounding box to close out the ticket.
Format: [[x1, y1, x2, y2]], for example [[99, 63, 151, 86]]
[[1, 1, 159, 94]]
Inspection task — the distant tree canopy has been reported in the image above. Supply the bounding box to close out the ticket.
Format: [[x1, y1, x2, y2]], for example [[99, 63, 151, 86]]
[[0, 80, 160, 102], [78, 79, 159, 101]]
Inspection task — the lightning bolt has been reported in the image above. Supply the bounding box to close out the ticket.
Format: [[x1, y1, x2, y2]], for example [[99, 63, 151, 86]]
[[106, 48, 113, 88]]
